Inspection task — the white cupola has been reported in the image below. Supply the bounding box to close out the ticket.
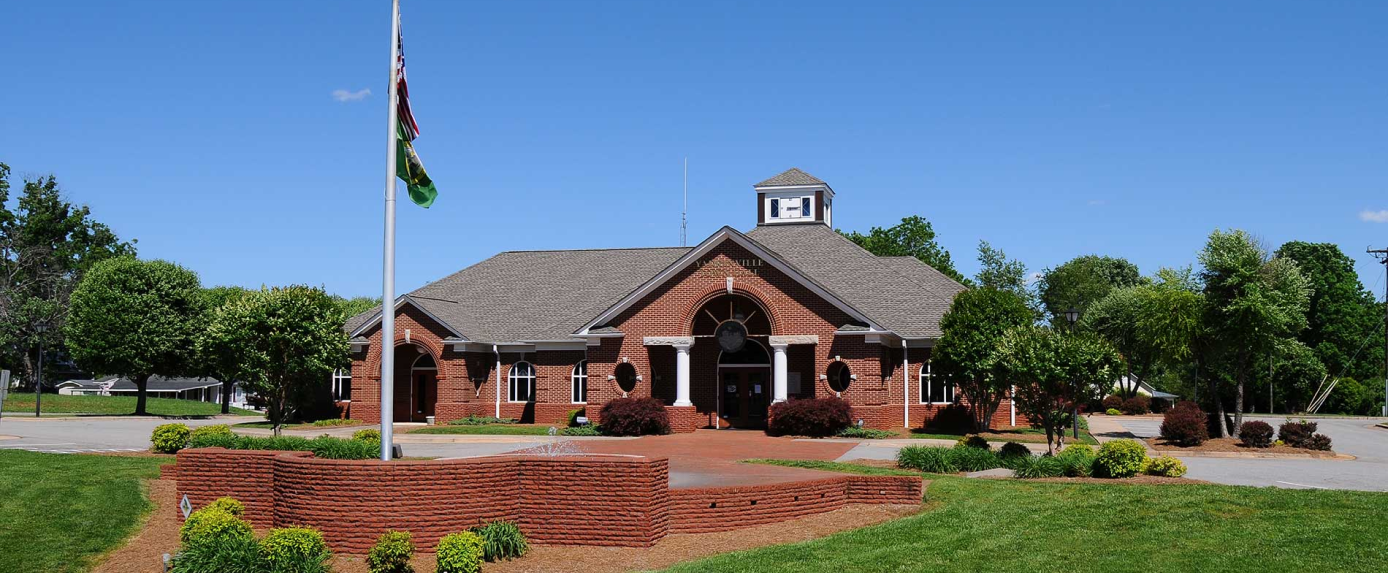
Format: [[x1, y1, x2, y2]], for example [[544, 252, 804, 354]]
[[754, 168, 834, 227]]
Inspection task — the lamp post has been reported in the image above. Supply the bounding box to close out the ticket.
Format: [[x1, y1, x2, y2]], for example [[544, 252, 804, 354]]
[[34, 323, 48, 418], [1063, 308, 1080, 440]]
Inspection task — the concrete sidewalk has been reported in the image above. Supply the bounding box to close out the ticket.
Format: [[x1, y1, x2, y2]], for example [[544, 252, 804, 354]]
[[1086, 414, 1158, 454]]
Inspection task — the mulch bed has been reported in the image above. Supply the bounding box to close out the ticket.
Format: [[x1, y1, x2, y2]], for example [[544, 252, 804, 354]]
[[1145, 437, 1339, 458], [92, 480, 180, 573], [1021, 475, 1209, 486]]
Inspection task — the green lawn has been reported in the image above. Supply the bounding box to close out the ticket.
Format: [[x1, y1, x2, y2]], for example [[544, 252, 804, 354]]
[[233, 419, 364, 430], [661, 472, 1388, 573], [409, 424, 558, 435], [0, 450, 167, 573], [2, 393, 258, 417], [909, 427, 1099, 446]]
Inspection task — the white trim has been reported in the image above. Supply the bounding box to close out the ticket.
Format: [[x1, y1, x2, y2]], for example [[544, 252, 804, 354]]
[[507, 361, 536, 403], [576, 226, 887, 335], [571, 360, 588, 404], [917, 361, 955, 404], [348, 295, 467, 339]]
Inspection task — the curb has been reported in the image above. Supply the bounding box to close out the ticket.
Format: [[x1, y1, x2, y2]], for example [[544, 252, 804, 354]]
[[1154, 450, 1355, 461]]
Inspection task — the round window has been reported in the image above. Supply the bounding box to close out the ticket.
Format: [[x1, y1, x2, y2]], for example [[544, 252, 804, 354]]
[[827, 362, 852, 393], [614, 363, 638, 394], [715, 320, 748, 353]]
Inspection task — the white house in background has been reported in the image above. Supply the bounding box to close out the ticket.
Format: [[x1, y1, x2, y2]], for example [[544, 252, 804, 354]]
[[1108, 376, 1179, 403], [55, 375, 253, 409]]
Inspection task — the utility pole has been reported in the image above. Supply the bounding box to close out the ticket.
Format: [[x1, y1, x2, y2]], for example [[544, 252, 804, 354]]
[[1370, 248, 1388, 417]]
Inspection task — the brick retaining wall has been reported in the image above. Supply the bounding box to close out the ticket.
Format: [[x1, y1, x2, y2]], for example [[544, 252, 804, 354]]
[[174, 448, 920, 553]]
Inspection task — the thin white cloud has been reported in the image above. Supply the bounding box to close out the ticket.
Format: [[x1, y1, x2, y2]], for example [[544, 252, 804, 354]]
[[331, 88, 372, 102], [1360, 210, 1388, 223]]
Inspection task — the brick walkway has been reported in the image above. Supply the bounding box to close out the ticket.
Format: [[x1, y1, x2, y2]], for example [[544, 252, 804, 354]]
[[571, 429, 859, 489]]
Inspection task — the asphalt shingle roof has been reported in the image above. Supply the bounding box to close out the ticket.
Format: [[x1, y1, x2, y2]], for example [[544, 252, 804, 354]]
[[754, 168, 826, 187], [745, 224, 965, 338]]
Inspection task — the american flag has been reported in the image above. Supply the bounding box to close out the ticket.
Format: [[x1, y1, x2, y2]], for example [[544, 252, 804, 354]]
[[396, 29, 420, 142]]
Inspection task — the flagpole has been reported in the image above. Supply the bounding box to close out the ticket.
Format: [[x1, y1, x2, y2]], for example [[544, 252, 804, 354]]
[[378, 0, 401, 462]]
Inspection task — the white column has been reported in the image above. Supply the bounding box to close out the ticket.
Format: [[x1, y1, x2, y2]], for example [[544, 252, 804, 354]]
[[771, 343, 789, 403], [673, 342, 692, 406]]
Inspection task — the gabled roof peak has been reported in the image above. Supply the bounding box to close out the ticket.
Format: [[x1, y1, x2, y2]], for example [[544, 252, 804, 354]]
[[755, 167, 826, 187]]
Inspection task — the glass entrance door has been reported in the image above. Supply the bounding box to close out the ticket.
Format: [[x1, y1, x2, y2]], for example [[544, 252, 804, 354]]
[[720, 368, 770, 428]]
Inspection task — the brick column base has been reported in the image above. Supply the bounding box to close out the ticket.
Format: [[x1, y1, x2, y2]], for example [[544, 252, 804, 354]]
[[665, 406, 700, 433]]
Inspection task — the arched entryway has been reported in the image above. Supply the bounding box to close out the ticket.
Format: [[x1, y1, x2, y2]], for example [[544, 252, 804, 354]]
[[692, 293, 774, 429], [392, 344, 437, 423]]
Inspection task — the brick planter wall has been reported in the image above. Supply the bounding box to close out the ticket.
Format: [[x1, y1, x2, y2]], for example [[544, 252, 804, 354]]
[[173, 448, 920, 554]]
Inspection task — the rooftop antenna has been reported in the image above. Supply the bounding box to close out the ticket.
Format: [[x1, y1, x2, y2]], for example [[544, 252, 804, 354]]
[[681, 157, 688, 247], [1370, 246, 1388, 416]]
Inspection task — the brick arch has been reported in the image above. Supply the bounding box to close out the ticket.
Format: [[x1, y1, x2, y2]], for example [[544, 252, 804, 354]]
[[364, 336, 447, 383], [677, 282, 782, 336]]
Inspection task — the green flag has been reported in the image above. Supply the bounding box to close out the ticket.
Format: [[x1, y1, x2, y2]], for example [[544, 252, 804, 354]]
[[396, 124, 437, 208]]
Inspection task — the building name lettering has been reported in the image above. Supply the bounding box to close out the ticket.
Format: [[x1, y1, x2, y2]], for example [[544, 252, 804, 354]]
[[695, 258, 763, 276]]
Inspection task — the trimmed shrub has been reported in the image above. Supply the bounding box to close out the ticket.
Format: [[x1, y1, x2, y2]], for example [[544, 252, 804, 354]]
[[307, 435, 380, 459], [598, 397, 672, 436], [947, 444, 1002, 472], [566, 408, 585, 427], [559, 425, 601, 436], [1056, 444, 1096, 477], [206, 497, 245, 517], [309, 418, 356, 427], [1305, 433, 1333, 451], [366, 530, 414, 573], [171, 534, 264, 573], [435, 531, 485, 573], [896, 445, 956, 473], [955, 434, 990, 449], [1094, 439, 1148, 478], [472, 520, 529, 562], [998, 441, 1031, 459], [1160, 402, 1208, 446], [1238, 421, 1274, 448], [766, 397, 852, 437], [1278, 419, 1317, 448], [1150, 399, 1170, 414], [353, 428, 382, 442], [152, 423, 192, 454], [260, 527, 332, 573], [1102, 395, 1124, 411], [185, 433, 381, 460], [1120, 395, 1151, 415], [1105, 408, 1122, 416], [1144, 455, 1187, 477], [836, 426, 896, 439], [1012, 455, 1065, 478], [190, 424, 235, 443], [925, 403, 972, 432], [181, 506, 253, 547]]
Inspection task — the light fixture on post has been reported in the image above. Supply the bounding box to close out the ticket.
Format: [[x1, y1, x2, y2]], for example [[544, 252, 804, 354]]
[[34, 323, 48, 418]]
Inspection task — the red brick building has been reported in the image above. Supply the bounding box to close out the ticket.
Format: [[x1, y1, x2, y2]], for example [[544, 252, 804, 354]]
[[343, 168, 1019, 431]]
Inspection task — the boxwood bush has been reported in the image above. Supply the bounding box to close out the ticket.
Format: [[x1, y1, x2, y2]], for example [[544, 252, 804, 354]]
[[366, 530, 415, 573], [766, 397, 852, 437], [180, 506, 253, 547], [260, 527, 332, 573], [1094, 439, 1148, 478], [1105, 408, 1122, 416], [896, 445, 956, 473], [1144, 455, 1187, 477], [435, 531, 485, 573], [190, 424, 234, 443], [597, 397, 671, 436], [472, 520, 529, 562], [152, 423, 192, 454], [1238, 420, 1274, 448], [353, 428, 382, 442], [206, 497, 245, 517], [1160, 401, 1208, 446]]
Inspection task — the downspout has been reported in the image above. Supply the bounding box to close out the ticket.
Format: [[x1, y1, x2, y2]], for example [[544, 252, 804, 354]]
[[902, 345, 910, 429], [493, 344, 501, 419]]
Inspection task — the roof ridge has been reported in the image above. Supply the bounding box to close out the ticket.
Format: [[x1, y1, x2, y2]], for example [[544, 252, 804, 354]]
[[497, 246, 690, 254]]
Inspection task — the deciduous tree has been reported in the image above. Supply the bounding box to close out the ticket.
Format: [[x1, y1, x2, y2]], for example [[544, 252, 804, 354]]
[[1037, 255, 1144, 325], [1274, 241, 1384, 382], [932, 287, 1035, 431], [993, 326, 1123, 453], [198, 286, 348, 435], [840, 215, 967, 284], [65, 257, 205, 415]]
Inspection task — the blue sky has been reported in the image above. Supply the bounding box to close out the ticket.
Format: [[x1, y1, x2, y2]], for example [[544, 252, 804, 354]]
[[3, 1, 1386, 299]]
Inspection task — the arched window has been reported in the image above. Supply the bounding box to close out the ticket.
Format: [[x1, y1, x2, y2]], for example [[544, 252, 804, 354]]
[[920, 361, 954, 404], [827, 361, 852, 394], [508, 362, 535, 403], [571, 360, 588, 404]]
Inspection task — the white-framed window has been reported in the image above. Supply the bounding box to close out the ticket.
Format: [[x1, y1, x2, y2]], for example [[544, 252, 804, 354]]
[[571, 360, 588, 404], [508, 362, 536, 403], [331, 368, 352, 401], [767, 195, 814, 222], [919, 361, 954, 404]]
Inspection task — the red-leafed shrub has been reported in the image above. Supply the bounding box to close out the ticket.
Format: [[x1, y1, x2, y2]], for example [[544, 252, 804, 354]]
[[1278, 420, 1317, 448], [1238, 420, 1274, 448], [925, 403, 973, 432], [767, 397, 853, 437], [1305, 434, 1333, 451], [1120, 395, 1151, 415], [1102, 395, 1124, 411], [1160, 402, 1208, 446], [597, 397, 670, 436]]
